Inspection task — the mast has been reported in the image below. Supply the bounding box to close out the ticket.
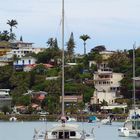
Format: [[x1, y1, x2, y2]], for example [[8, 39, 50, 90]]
[[62, 0, 65, 117], [133, 43, 136, 112], [133, 42, 138, 133]]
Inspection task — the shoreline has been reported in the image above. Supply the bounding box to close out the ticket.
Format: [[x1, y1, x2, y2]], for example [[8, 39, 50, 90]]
[[0, 113, 127, 122]]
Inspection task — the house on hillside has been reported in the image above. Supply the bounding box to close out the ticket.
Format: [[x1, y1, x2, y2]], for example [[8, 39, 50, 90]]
[[31, 91, 47, 102], [0, 40, 45, 66], [91, 66, 123, 105], [0, 89, 12, 111], [13, 56, 37, 71], [0, 41, 12, 56], [99, 50, 114, 60], [89, 50, 123, 105], [7, 40, 34, 58], [60, 91, 83, 107], [9, 40, 45, 58], [24, 63, 53, 72], [0, 41, 13, 66], [60, 95, 83, 104]]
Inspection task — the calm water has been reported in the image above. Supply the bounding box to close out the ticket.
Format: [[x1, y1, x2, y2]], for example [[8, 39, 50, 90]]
[[0, 121, 139, 140]]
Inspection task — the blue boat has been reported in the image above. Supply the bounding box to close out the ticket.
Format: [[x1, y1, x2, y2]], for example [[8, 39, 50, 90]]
[[88, 116, 100, 123]]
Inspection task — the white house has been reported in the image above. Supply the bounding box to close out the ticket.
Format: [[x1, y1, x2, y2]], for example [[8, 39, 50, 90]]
[[5, 40, 45, 58], [89, 50, 123, 105], [14, 56, 36, 66], [13, 56, 37, 71], [91, 67, 123, 104]]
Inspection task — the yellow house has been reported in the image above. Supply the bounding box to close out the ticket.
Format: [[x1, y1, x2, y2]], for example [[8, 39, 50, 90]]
[[0, 41, 11, 56]]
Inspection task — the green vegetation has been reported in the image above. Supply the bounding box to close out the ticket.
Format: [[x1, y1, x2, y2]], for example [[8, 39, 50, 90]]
[[1, 45, 140, 114], [1, 19, 140, 115], [0, 19, 18, 41]]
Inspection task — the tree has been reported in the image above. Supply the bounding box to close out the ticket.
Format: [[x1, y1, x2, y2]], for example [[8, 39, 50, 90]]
[[91, 45, 106, 52], [54, 38, 59, 49], [10, 33, 16, 40], [18, 95, 31, 106], [1, 105, 10, 115], [94, 53, 103, 68], [108, 51, 130, 73], [66, 32, 75, 62], [36, 47, 61, 65], [100, 99, 108, 106], [80, 34, 90, 55], [7, 19, 18, 40], [20, 36, 23, 41], [0, 65, 13, 89], [66, 102, 77, 114], [0, 30, 10, 41], [32, 64, 47, 75], [46, 95, 60, 114], [7, 19, 18, 34], [47, 38, 54, 48]]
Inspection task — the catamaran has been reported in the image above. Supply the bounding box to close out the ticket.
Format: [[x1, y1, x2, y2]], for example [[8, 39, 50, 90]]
[[33, 0, 95, 139], [118, 44, 140, 137]]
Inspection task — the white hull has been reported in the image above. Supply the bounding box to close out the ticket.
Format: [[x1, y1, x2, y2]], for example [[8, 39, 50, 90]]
[[33, 123, 95, 140], [118, 127, 140, 137], [66, 116, 77, 122], [101, 119, 111, 125], [9, 117, 17, 122]]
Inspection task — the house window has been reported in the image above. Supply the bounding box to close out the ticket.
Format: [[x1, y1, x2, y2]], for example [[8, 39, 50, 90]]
[[70, 131, 76, 136]]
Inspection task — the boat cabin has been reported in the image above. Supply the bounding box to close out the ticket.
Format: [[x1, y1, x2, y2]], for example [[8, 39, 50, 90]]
[[51, 130, 76, 139], [47, 124, 82, 139]]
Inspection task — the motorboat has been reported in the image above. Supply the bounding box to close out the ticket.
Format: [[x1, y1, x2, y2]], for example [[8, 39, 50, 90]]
[[34, 123, 94, 140], [9, 116, 17, 122], [101, 115, 113, 125], [101, 118, 112, 125], [33, 116, 95, 140], [88, 116, 100, 123], [66, 116, 77, 122]]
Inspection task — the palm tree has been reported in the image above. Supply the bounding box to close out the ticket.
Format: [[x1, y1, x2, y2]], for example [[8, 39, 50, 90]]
[[47, 38, 54, 48], [7, 19, 18, 34], [80, 34, 90, 55]]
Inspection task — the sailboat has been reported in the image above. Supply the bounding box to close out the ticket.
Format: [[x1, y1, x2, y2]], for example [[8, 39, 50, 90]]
[[118, 44, 140, 137], [101, 116, 112, 125], [33, 0, 95, 140]]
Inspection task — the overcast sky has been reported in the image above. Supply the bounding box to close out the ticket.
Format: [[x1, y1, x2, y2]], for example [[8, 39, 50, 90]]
[[0, 0, 140, 54]]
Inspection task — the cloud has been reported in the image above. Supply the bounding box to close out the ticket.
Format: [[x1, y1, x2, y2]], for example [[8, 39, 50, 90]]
[[0, 0, 140, 53]]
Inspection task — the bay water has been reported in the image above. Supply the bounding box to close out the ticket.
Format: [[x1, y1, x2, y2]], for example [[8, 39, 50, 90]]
[[0, 121, 139, 140]]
